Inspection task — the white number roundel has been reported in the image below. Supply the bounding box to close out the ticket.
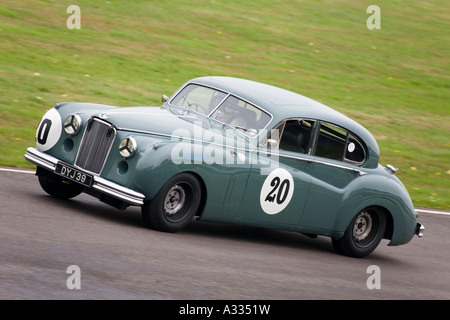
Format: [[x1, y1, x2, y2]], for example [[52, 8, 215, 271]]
[[260, 168, 294, 215], [36, 108, 62, 152]]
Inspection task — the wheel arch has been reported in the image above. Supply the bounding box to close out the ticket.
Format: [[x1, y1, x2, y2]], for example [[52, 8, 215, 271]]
[[180, 170, 208, 218], [334, 198, 399, 240], [359, 205, 394, 241]]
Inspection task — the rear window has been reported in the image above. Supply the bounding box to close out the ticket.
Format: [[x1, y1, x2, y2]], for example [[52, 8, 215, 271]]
[[315, 122, 366, 165]]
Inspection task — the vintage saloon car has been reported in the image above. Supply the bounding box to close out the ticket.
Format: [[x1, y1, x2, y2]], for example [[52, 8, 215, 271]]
[[25, 76, 424, 257]]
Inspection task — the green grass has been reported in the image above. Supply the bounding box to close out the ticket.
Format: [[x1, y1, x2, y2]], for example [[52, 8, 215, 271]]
[[0, 0, 449, 209]]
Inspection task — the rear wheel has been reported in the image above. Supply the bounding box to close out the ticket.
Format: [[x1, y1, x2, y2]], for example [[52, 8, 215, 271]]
[[142, 173, 201, 233], [38, 173, 84, 199], [332, 207, 386, 258]]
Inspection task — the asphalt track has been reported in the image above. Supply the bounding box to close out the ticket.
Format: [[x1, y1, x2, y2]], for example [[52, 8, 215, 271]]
[[0, 167, 449, 300]]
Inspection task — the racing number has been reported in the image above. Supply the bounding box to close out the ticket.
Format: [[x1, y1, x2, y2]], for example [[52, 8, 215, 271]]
[[260, 168, 294, 215], [35, 108, 62, 152], [264, 177, 290, 205], [37, 119, 52, 145]]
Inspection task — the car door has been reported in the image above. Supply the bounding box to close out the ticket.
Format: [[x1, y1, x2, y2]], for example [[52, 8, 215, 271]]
[[299, 121, 367, 233], [236, 119, 316, 229]]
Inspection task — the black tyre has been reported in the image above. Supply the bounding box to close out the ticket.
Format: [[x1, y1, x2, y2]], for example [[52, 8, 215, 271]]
[[38, 174, 84, 199], [142, 173, 201, 233], [332, 207, 386, 258]]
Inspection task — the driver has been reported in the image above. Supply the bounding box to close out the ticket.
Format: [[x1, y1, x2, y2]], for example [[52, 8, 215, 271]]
[[207, 91, 226, 115]]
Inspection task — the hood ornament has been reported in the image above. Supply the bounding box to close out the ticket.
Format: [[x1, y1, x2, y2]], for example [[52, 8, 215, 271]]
[[99, 113, 109, 119]]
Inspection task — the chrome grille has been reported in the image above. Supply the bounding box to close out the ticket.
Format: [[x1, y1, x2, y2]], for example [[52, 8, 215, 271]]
[[75, 118, 116, 174]]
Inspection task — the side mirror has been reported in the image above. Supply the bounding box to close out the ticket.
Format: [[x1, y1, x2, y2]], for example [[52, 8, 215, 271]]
[[161, 94, 169, 103], [266, 139, 278, 149]]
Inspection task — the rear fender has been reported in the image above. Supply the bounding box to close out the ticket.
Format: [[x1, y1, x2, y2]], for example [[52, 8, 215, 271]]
[[334, 197, 415, 246]]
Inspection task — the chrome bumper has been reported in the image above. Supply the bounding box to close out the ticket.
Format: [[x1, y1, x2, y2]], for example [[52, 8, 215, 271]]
[[415, 223, 425, 237], [25, 147, 145, 206]]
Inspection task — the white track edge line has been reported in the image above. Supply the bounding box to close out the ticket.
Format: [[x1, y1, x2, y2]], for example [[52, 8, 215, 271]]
[[1, 167, 449, 215], [0, 167, 35, 174], [415, 209, 450, 216]]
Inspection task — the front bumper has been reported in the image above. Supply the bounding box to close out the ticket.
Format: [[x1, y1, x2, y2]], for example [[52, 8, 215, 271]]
[[25, 147, 145, 206]]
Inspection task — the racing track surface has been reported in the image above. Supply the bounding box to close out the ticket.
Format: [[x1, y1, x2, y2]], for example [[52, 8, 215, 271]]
[[0, 168, 449, 300]]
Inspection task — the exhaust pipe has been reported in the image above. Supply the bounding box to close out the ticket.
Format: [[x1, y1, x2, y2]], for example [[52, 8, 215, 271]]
[[415, 223, 425, 237]]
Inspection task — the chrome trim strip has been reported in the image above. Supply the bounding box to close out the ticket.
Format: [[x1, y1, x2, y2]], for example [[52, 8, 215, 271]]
[[93, 176, 144, 206], [258, 148, 367, 176], [311, 157, 368, 176], [24, 147, 145, 206], [25, 147, 57, 171], [115, 127, 259, 153]]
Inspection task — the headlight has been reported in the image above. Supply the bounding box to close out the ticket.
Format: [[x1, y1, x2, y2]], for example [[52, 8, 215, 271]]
[[119, 136, 138, 158], [64, 114, 82, 135]]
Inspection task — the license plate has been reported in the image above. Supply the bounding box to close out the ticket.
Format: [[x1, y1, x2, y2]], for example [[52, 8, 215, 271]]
[[55, 162, 93, 187]]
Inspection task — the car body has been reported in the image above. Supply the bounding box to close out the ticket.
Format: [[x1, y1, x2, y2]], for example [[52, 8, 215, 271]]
[[25, 76, 424, 257]]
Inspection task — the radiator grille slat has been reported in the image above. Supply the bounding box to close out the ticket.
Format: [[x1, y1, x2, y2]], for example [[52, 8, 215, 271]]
[[75, 118, 115, 174]]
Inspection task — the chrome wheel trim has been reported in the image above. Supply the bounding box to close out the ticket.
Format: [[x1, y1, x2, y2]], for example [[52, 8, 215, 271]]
[[353, 211, 373, 242], [164, 184, 186, 216]]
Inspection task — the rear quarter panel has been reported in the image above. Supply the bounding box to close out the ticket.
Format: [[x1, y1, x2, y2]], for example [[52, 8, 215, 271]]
[[333, 167, 418, 245]]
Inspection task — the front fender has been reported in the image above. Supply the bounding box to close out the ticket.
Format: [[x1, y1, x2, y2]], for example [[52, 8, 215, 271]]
[[132, 139, 251, 222], [133, 138, 182, 200]]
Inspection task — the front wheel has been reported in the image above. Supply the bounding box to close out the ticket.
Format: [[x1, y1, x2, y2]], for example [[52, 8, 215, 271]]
[[142, 173, 202, 233], [332, 207, 386, 258], [38, 173, 84, 199]]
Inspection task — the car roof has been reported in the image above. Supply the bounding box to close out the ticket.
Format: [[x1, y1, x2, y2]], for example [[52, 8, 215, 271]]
[[191, 76, 354, 124], [187, 76, 380, 167], [192, 76, 320, 109]]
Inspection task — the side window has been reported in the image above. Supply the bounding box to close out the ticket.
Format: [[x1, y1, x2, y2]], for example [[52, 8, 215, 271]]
[[279, 119, 316, 154], [344, 134, 366, 164], [314, 122, 366, 165], [315, 123, 346, 160]]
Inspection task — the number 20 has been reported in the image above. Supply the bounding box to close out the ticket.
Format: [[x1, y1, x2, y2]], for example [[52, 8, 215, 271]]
[[265, 177, 290, 205]]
